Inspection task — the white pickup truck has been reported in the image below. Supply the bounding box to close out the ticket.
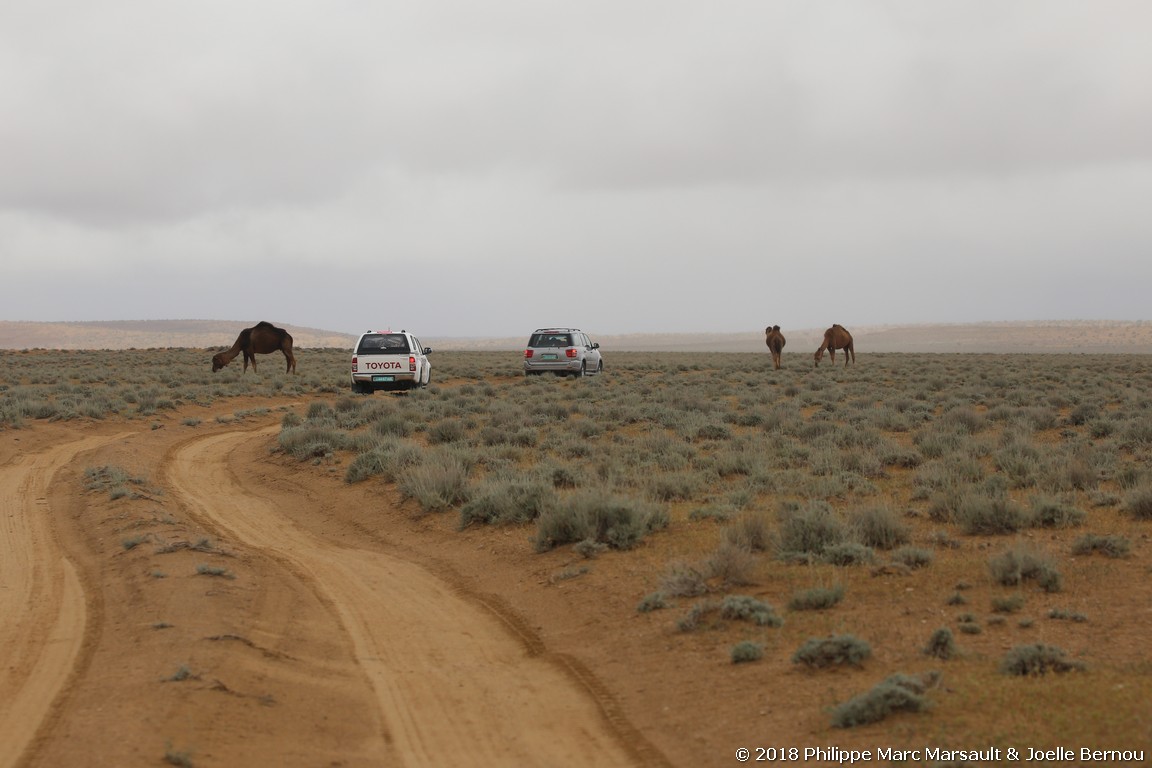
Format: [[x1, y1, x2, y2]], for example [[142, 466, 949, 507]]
[[350, 330, 432, 393]]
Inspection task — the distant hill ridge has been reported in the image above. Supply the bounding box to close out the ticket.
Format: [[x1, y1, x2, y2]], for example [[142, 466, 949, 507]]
[[0, 319, 1150, 354]]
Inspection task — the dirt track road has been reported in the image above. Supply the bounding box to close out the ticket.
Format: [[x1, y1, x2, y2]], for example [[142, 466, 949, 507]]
[[0, 432, 128, 768], [165, 428, 640, 767]]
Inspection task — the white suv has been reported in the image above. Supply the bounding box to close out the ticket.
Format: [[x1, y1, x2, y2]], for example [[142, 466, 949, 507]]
[[523, 328, 603, 377], [350, 330, 432, 393]]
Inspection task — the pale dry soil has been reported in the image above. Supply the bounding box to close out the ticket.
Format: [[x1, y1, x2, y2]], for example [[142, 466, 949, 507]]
[[2, 394, 1151, 768]]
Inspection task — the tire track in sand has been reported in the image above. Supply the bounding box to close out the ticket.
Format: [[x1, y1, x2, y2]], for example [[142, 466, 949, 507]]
[[0, 433, 130, 768], [167, 428, 646, 768]]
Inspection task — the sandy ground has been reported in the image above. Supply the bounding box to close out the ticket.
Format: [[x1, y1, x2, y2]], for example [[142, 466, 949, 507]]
[[1, 399, 663, 768], [3, 393, 1151, 767]]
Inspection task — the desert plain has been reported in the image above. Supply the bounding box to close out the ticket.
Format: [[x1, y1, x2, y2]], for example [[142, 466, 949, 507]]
[[2, 323, 1152, 767]]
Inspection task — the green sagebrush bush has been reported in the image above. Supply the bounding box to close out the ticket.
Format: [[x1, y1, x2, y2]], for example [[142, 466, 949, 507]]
[[830, 672, 937, 728], [792, 634, 872, 669], [775, 500, 850, 557], [534, 491, 667, 552], [719, 595, 783, 627], [999, 644, 1085, 676], [923, 627, 958, 660], [730, 641, 765, 664], [1070, 534, 1130, 558], [457, 474, 554, 528], [988, 546, 1062, 593], [788, 585, 844, 611]]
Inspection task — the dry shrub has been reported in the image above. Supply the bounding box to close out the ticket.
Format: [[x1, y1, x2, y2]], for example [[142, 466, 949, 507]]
[[999, 644, 1085, 676]]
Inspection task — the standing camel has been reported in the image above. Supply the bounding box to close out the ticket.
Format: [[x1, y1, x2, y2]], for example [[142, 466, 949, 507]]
[[814, 324, 854, 368], [764, 325, 786, 369], [211, 321, 297, 374]]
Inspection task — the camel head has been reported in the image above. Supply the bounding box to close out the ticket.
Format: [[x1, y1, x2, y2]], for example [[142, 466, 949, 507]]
[[211, 352, 228, 372], [814, 349, 824, 367]]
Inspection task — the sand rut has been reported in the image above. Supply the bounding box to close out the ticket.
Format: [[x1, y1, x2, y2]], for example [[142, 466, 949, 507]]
[[166, 428, 638, 768], [0, 433, 129, 768]]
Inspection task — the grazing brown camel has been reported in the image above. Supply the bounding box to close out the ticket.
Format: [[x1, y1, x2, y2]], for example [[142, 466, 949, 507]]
[[814, 324, 854, 368], [764, 325, 786, 369], [211, 321, 297, 373]]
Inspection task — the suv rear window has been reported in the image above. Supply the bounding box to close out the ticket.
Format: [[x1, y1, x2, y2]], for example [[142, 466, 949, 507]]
[[356, 333, 411, 354], [529, 332, 574, 348]]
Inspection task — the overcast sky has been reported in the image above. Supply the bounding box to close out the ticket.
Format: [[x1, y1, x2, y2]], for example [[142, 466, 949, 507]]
[[2, 1, 1149, 338]]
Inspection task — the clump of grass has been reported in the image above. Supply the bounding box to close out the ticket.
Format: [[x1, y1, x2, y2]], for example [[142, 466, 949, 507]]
[[991, 594, 1026, 614], [636, 592, 669, 613], [1070, 534, 1130, 558], [704, 541, 758, 586], [84, 465, 150, 500], [923, 627, 958, 660], [676, 601, 716, 632], [688, 503, 738, 522], [821, 542, 875, 566], [658, 560, 709, 598], [999, 644, 1085, 676], [164, 744, 195, 767], [1030, 495, 1086, 528], [534, 491, 665, 552], [550, 565, 589, 583], [278, 424, 352, 461], [830, 672, 937, 728], [988, 546, 1062, 592], [427, 418, 466, 444], [195, 564, 235, 579], [730, 641, 765, 664], [775, 500, 849, 558], [851, 505, 910, 550], [1123, 485, 1152, 520], [954, 492, 1030, 535], [788, 584, 844, 611], [165, 664, 197, 682], [458, 475, 553, 527], [1048, 608, 1089, 623], [792, 634, 871, 669], [722, 511, 773, 551], [572, 539, 608, 558], [890, 546, 934, 569], [398, 451, 471, 513], [719, 595, 783, 627]]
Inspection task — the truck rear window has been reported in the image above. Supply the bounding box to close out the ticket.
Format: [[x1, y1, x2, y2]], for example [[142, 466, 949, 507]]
[[529, 333, 573, 348], [357, 334, 411, 354]]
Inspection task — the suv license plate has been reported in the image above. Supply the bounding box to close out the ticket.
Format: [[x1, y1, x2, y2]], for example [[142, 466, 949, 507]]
[[541, 353, 558, 360], [372, 375, 395, 382]]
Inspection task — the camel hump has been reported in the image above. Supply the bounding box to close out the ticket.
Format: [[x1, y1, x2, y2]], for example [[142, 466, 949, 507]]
[[254, 321, 276, 329]]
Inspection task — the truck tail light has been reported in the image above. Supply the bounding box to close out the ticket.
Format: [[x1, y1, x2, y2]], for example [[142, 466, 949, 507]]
[[524, 350, 534, 359], [409, 356, 417, 372], [566, 348, 578, 358], [352, 356, 358, 372]]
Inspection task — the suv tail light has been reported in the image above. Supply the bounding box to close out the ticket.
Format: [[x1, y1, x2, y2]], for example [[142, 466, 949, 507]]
[[409, 356, 417, 371], [566, 348, 578, 358], [524, 350, 534, 358]]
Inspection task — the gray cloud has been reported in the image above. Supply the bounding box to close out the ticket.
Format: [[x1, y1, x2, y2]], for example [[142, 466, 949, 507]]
[[2, 1, 1150, 336]]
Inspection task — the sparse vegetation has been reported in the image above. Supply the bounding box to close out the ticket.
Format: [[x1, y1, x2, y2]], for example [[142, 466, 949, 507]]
[[830, 672, 937, 728], [792, 634, 872, 669], [923, 627, 958, 659], [999, 644, 1086, 676], [788, 584, 844, 611], [730, 641, 765, 664], [5, 346, 1152, 757]]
